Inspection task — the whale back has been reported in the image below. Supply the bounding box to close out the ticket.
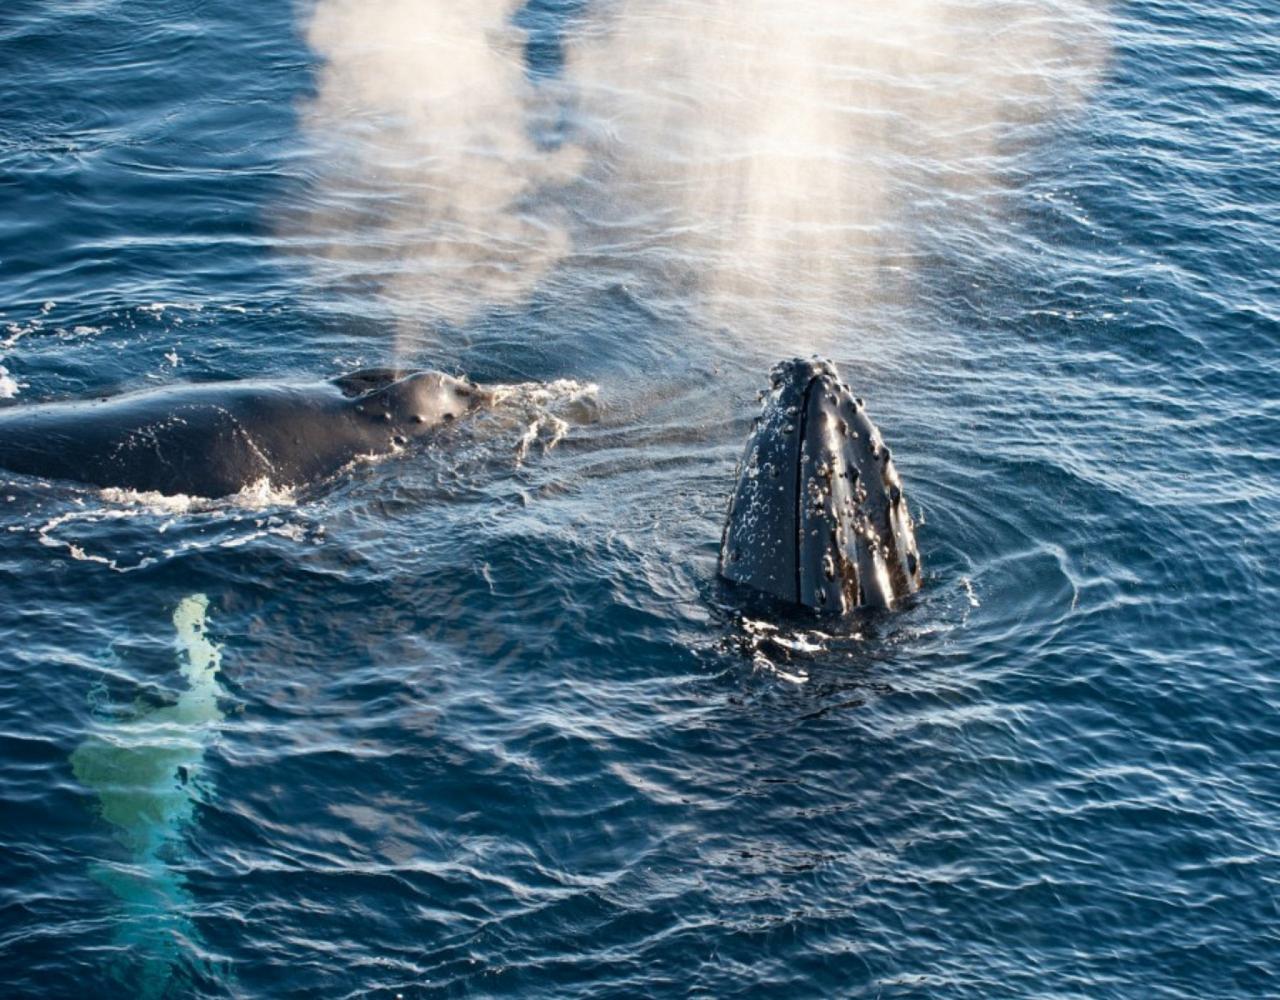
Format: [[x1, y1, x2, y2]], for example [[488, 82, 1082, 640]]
[[0, 381, 353, 496], [0, 369, 488, 497]]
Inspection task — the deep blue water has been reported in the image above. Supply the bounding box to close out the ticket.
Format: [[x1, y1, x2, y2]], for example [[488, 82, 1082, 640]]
[[1, 1, 1278, 997]]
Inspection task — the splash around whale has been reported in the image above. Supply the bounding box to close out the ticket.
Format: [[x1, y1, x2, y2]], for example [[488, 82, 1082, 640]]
[[0, 368, 487, 498], [720, 358, 923, 615]]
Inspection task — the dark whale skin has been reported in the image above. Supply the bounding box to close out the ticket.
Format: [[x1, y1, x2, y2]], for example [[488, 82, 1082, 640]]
[[0, 368, 485, 497], [719, 358, 922, 613]]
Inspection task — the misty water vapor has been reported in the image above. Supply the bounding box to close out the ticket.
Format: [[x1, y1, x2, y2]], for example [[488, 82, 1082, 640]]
[[566, 0, 1110, 349], [299, 0, 1108, 352], [300, 0, 578, 344]]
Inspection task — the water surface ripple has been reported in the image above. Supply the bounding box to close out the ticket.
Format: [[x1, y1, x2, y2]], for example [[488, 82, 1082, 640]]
[[1, 1, 1277, 997]]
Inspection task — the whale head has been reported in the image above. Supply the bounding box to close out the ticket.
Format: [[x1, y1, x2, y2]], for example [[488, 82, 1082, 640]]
[[719, 358, 922, 614], [388, 371, 491, 429], [339, 369, 491, 434]]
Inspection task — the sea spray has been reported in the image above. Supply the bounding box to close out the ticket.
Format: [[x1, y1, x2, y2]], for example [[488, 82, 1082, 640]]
[[295, 0, 1107, 359], [299, 0, 580, 348], [565, 0, 1110, 351]]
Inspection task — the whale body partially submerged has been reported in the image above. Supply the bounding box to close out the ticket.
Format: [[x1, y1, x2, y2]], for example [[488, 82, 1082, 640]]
[[720, 358, 922, 613], [0, 368, 486, 497]]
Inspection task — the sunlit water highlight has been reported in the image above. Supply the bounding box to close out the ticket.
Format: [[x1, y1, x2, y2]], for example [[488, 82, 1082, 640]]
[[1, 1, 1277, 997]]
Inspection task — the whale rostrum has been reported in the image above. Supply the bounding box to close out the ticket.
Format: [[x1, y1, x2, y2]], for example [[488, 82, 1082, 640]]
[[720, 358, 922, 613]]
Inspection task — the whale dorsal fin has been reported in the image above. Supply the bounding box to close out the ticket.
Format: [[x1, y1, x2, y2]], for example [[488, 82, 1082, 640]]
[[331, 368, 408, 398]]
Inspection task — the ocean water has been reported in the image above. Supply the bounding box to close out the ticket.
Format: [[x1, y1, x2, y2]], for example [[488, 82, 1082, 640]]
[[1, 0, 1277, 997]]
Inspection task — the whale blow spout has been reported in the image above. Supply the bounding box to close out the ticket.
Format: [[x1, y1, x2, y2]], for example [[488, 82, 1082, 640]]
[[720, 358, 922, 614]]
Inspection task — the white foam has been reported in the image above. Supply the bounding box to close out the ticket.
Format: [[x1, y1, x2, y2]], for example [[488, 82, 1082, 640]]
[[37, 509, 163, 572], [35, 478, 302, 573], [489, 378, 598, 464], [232, 477, 298, 509], [98, 477, 297, 513], [490, 377, 600, 410], [2, 319, 41, 349], [139, 302, 202, 316]]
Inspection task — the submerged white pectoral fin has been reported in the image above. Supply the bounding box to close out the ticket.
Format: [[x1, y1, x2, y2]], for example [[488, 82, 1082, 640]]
[[69, 592, 227, 992], [173, 593, 222, 702], [72, 593, 225, 844]]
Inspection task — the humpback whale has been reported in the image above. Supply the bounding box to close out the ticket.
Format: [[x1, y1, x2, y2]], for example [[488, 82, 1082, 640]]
[[720, 358, 922, 613], [0, 368, 487, 497]]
